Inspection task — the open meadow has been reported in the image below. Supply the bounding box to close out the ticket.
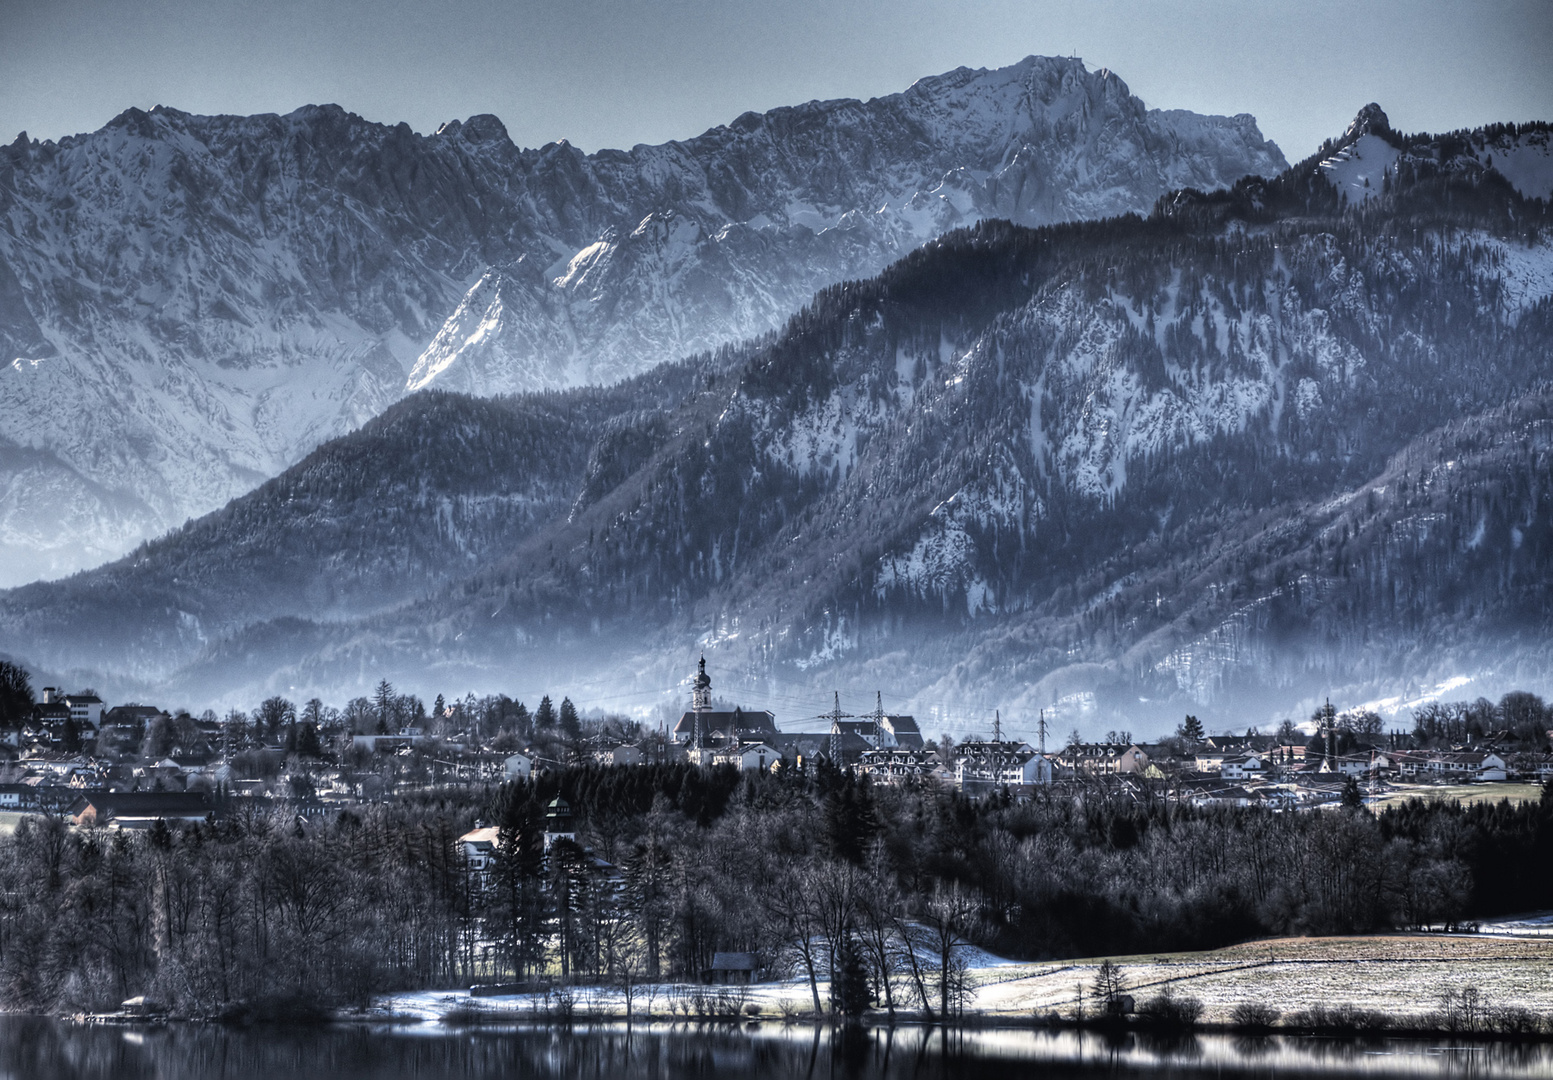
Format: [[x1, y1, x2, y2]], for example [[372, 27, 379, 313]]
[[971, 933, 1553, 1022], [1367, 783, 1547, 809]]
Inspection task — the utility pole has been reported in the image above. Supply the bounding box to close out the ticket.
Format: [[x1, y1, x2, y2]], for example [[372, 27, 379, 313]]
[[1038, 709, 1050, 788], [1321, 698, 1337, 772], [823, 692, 854, 765]]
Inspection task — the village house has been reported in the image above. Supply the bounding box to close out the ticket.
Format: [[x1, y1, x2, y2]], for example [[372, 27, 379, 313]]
[[1389, 750, 1507, 781], [1276, 742, 1307, 765], [1193, 745, 1236, 772], [877, 714, 925, 749], [459, 825, 501, 879], [857, 747, 943, 785], [763, 731, 831, 769], [1220, 753, 1266, 781], [64, 692, 105, 731], [350, 730, 428, 753], [1189, 784, 1255, 808], [458, 797, 620, 893], [713, 742, 780, 772], [30, 695, 69, 734], [1061, 742, 1154, 775], [1328, 751, 1393, 778], [956, 739, 1052, 789], [1115, 745, 1158, 774], [593, 743, 644, 767], [818, 728, 876, 767], [825, 702, 924, 751], [703, 952, 759, 984], [69, 791, 215, 829], [1505, 751, 1553, 781]]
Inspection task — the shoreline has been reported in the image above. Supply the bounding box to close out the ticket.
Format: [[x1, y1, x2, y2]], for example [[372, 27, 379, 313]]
[[56, 1008, 1553, 1045], [47, 929, 1553, 1038], [364, 930, 1553, 1038]]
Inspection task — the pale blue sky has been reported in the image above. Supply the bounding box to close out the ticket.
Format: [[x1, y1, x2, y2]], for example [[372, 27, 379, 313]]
[[1, 0, 1549, 161]]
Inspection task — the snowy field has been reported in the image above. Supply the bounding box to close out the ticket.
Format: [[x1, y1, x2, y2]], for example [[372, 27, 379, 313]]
[[1477, 912, 1553, 939], [370, 932, 1553, 1025]]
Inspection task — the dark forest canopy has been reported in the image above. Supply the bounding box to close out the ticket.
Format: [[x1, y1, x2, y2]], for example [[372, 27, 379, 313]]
[[2, 763, 1550, 1018]]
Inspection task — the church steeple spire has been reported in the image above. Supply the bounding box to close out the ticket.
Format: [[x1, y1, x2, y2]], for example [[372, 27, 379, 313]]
[[690, 655, 712, 751], [693, 655, 712, 712]]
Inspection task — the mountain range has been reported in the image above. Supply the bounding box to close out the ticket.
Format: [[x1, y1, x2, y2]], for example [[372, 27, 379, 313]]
[[0, 56, 1286, 586], [2, 98, 1550, 737]]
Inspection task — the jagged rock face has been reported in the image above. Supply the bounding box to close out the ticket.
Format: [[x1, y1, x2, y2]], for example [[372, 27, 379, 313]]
[[407, 60, 1288, 393], [0, 56, 1287, 585], [3, 112, 1550, 735]]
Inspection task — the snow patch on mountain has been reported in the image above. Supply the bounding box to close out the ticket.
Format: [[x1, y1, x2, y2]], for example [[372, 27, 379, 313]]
[[764, 390, 865, 480], [875, 497, 992, 615], [1318, 133, 1401, 205], [1474, 234, 1553, 318], [1478, 131, 1553, 202], [875, 470, 1032, 615]]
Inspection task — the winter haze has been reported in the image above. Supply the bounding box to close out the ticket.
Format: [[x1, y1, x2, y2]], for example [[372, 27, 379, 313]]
[[1, 5, 1551, 740]]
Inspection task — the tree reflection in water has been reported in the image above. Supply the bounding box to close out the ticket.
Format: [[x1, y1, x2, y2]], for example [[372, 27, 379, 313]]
[[3, 1019, 1553, 1079]]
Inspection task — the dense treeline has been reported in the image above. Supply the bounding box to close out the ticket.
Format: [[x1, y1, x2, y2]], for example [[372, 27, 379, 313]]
[[3, 765, 1551, 1018]]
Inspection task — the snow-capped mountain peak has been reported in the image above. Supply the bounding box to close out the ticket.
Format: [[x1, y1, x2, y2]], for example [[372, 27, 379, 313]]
[[0, 57, 1286, 586]]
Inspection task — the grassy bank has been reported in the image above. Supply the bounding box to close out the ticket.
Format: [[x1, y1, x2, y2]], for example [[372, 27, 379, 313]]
[[973, 933, 1553, 1025]]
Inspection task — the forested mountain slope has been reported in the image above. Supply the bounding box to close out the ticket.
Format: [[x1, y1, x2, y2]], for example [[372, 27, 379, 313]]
[[0, 56, 1283, 584], [3, 108, 1551, 733], [0, 350, 737, 683]]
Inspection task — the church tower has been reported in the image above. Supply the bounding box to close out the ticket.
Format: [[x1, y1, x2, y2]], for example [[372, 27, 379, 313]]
[[690, 655, 712, 760], [693, 655, 712, 713]]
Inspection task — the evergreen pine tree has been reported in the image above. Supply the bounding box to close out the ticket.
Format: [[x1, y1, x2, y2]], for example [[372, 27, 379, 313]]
[[1307, 732, 1326, 764], [535, 696, 556, 730], [296, 722, 323, 758], [832, 935, 872, 1020], [485, 784, 549, 978], [374, 679, 396, 733], [559, 697, 582, 741], [0, 661, 34, 729]]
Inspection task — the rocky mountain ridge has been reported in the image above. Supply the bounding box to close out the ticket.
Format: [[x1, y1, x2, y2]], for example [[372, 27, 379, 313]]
[[2, 108, 1549, 737], [0, 56, 1287, 585]]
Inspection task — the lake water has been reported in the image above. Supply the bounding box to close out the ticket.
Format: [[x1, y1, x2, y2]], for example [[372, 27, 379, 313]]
[[3, 1019, 1552, 1079]]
